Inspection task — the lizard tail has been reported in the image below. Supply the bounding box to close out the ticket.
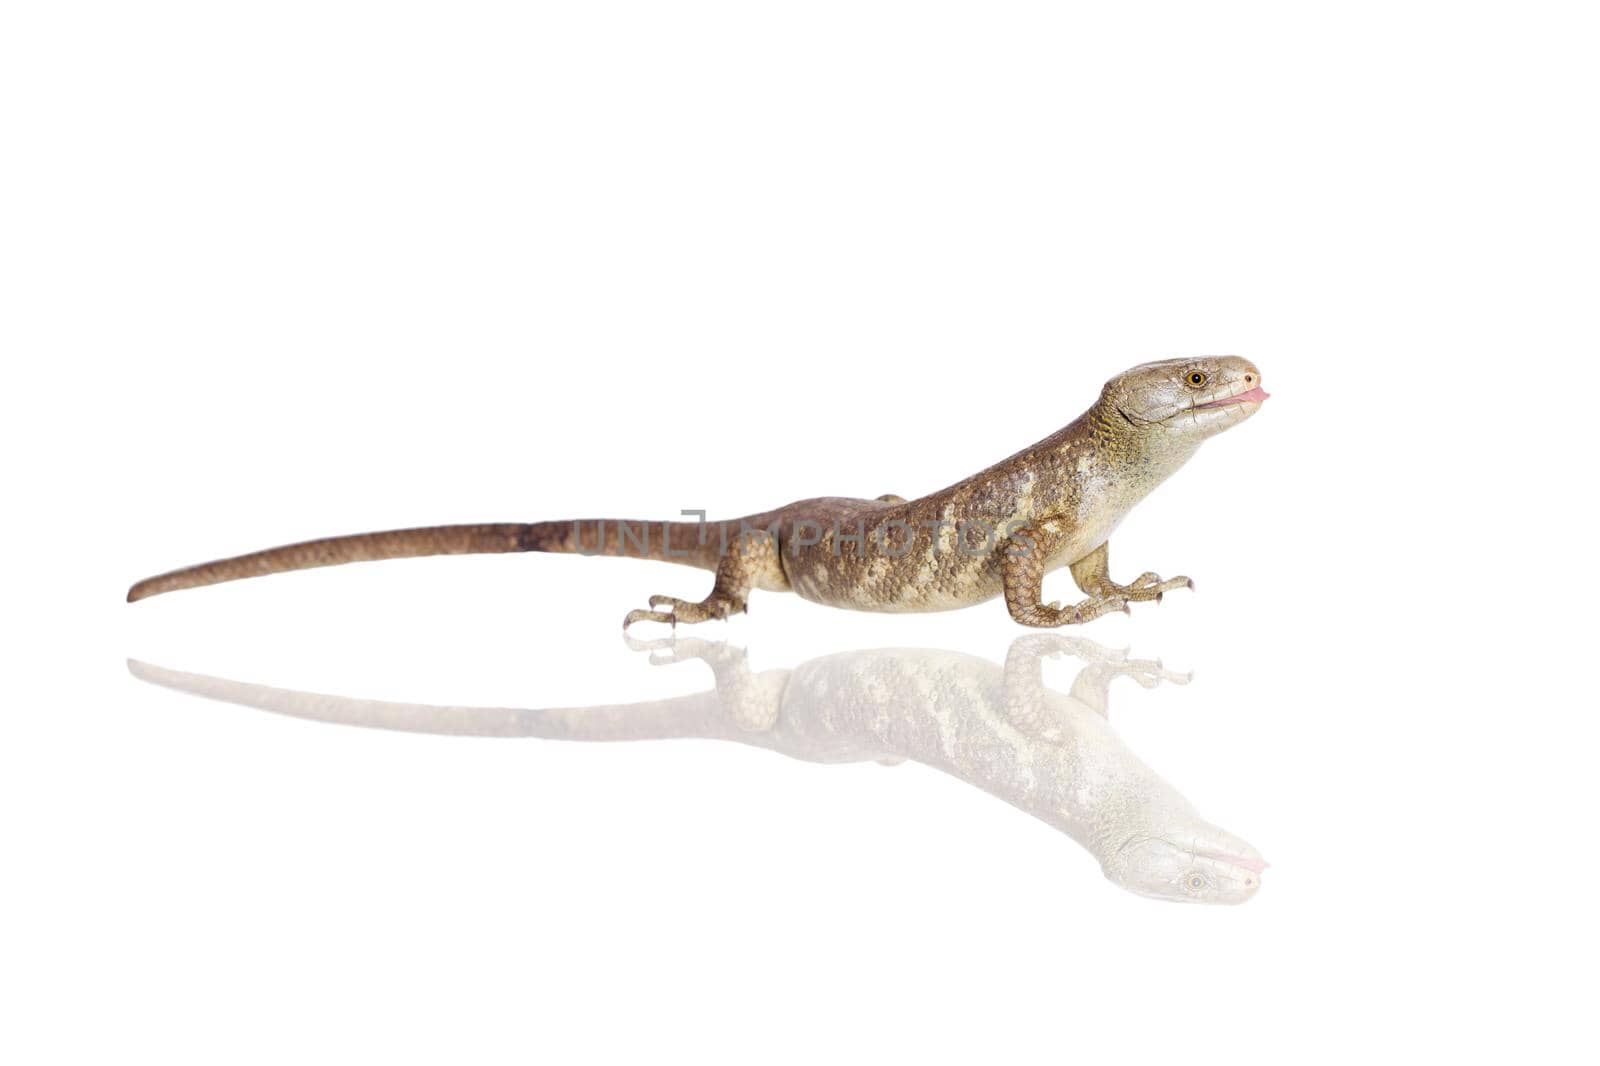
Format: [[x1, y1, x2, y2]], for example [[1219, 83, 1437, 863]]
[[126, 519, 721, 602]]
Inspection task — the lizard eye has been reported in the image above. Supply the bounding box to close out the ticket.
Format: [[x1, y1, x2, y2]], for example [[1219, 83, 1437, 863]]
[[1186, 371, 1208, 387]]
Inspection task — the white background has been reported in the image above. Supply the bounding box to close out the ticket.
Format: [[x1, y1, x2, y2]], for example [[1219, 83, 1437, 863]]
[[4, 2, 1597, 1062]]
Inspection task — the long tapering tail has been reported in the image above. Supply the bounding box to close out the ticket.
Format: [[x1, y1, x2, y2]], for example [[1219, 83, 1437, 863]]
[[126, 518, 722, 602]]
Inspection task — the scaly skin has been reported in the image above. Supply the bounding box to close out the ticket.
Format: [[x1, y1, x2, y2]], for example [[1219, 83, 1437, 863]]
[[127, 634, 1266, 903], [126, 357, 1267, 628]]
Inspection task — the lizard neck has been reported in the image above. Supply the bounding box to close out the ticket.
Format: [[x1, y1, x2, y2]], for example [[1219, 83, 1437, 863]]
[[1017, 398, 1203, 536], [1082, 396, 1203, 482], [908, 398, 1204, 558]]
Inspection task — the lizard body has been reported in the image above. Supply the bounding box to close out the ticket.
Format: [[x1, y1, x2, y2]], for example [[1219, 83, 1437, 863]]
[[127, 357, 1267, 627]]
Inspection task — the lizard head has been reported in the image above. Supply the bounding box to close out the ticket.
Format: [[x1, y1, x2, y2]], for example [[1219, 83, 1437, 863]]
[[1102, 356, 1268, 441], [1102, 824, 1268, 905]]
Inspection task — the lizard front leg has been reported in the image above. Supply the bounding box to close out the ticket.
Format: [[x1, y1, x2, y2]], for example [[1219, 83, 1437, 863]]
[[1001, 523, 1131, 628], [1068, 541, 1192, 605]]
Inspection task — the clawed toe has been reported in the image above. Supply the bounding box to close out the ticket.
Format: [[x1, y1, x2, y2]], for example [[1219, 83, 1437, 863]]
[[623, 607, 676, 629], [625, 591, 746, 629], [1105, 573, 1194, 603]]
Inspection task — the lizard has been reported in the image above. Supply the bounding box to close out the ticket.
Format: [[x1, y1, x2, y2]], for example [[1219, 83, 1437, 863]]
[[128, 634, 1266, 903], [126, 356, 1268, 628]]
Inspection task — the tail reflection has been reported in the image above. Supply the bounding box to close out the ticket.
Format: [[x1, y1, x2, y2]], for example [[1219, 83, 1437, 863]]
[[129, 634, 1263, 904]]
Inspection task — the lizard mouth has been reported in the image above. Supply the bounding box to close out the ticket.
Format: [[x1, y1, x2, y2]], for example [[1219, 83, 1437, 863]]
[[1196, 384, 1270, 409]]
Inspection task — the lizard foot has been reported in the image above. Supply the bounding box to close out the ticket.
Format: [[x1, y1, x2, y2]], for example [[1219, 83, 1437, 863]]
[[1098, 572, 1194, 604], [623, 591, 747, 629], [1010, 596, 1131, 628]]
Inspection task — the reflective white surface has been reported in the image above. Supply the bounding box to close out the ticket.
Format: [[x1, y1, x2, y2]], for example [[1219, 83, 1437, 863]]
[[13, 600, 1589, 1063]]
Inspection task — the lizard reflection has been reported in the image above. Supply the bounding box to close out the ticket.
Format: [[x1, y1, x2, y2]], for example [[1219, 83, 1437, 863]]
[[128, 636, 1265, 904]]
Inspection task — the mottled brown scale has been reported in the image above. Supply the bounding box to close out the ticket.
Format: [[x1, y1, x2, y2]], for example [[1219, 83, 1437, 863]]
[[127, 357, 1267, 628]]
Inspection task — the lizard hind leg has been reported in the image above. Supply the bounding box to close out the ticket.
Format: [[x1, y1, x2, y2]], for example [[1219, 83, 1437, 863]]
[[623, 554, 754, 629]]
